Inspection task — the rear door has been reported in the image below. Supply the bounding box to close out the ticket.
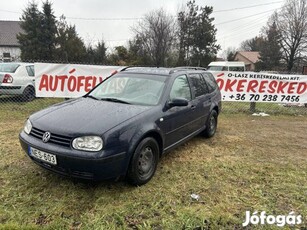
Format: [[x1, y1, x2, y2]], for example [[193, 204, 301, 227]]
[[202, 72, 221, 105], [23, 65, 35, 87], [188, 73, 212, 128]]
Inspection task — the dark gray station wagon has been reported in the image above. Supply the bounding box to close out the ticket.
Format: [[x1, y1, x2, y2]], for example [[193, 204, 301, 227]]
[[19, 67, 221, 185]]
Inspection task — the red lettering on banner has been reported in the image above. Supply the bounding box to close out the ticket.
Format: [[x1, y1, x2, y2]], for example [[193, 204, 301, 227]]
[[216, 78, 224, 89], [92, 77, 97, 88], [38, 74, 105, 92], [268, 81, 278, 93], [85, 77, 93, 92], [39, 74, 49, 91], [276, 82, 289, 93], [297, 82, 307, 94], [57, 75, 68, 91], [77, 76, 85, 92], [259, 80, 268, 93], [287, 82, 297, 94], [224, 79, 237, 92], [246, 80, 258, 93], [68, 76, 77, 92], [49, 76, 57, 91], [236, 79, 247, 92]]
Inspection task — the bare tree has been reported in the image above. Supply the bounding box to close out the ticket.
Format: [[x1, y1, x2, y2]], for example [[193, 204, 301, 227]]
[[132, 9, 176, 67], [240, 36, 265, 51], [274, 0, 307, 71]]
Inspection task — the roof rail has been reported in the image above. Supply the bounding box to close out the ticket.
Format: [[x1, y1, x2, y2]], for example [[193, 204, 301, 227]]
[[120, 66, 163, 72], [169, 66, 207, 74], [120, 66, 140, 72]]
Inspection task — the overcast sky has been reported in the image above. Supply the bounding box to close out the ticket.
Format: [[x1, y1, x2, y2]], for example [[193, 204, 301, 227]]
[[0, 0, 285, 58]]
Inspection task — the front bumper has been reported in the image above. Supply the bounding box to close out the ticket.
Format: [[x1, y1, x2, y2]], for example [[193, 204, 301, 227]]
[[19, 132, 128, 181]]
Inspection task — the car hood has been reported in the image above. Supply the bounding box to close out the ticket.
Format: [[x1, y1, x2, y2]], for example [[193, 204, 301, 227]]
[[30, 97, 152, 136]]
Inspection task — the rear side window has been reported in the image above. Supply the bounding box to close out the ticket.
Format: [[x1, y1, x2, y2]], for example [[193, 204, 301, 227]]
[[189, 73, 209, 97], [26, 65, 35, 76], [202, 72, 218, 93], [170, 75, 191, 100], [0, 63, 20, 73]]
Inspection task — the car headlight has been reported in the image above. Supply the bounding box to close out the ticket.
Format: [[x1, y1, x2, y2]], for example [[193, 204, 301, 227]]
[[72, 136, 103, 152], [24, 119, 32, 135]]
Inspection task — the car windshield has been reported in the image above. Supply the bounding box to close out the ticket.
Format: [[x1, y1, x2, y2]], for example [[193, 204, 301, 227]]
[[0, 63, 20, 73], [88, 73, 167, 105]]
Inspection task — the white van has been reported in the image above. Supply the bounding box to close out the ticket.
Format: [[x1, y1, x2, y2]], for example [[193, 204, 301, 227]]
[[207, 61, 245, 71]]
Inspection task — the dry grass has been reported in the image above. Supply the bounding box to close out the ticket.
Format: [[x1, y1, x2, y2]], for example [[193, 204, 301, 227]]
[[0, 98, 306, 229]]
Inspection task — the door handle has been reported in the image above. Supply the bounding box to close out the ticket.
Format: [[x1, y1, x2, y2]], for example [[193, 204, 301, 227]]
[[191, 105, 196, 110]]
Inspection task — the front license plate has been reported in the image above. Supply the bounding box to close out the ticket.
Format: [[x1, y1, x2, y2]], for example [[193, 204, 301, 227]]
[[29, 147, 57, 165]]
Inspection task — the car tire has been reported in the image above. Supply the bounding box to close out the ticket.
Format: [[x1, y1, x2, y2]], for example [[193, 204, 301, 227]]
[[22, 86, 35, 102], [203, 110, 218, 138], [127, 137, 159, 186]]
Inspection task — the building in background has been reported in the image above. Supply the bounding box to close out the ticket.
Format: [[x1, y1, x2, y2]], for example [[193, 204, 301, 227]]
[[0, 21, 22, 62], [234, 51, 260, 71]]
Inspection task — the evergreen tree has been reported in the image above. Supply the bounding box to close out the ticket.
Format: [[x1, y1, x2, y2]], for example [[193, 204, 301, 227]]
[[55, 16, 87, 62], [17, 1, 57, 61], [17, 1, 43, 61], [94, 40, 107, 63], [127, 37, 151, 65], [177, 0, 220, 67], [18, 2, 87, 63], [40, 0, 57, 60], [257, 22, 282, 71]]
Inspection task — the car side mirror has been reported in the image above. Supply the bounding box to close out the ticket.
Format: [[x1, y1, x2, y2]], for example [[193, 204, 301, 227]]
[[168, 98, 189, 107]]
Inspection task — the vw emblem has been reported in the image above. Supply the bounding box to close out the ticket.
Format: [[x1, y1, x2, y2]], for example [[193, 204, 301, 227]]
[[42, 132, 51, 143]]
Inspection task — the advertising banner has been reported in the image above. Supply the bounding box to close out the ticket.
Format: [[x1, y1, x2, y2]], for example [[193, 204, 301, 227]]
[[211, 71, 307, 103], [35, 63, 122, 98]]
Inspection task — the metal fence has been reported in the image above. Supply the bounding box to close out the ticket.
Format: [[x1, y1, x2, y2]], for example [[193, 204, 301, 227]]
[[0, 60, 306, 120], [1, 95, 306, 121]]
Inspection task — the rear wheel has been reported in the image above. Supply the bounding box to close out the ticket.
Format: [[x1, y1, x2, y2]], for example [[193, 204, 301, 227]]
[[203, 110, 218, 138], [127, 137, 159, 186], [22, 86, 35, 102]]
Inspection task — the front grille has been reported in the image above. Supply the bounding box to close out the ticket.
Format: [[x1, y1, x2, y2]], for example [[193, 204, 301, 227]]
[[30, 127, 72, 147]]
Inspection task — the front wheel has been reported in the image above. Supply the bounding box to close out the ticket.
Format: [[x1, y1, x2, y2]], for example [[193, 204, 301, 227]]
[[127, 137, 159, 186], [203, 110, 218, 138]]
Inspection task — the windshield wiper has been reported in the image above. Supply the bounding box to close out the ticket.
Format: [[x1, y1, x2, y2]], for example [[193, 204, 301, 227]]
[[100, 98, 131, 104]]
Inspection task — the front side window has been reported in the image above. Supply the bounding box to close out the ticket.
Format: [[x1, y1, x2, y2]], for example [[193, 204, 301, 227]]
[[89, 74, 166, 105], [170, 75, 191, 100]]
